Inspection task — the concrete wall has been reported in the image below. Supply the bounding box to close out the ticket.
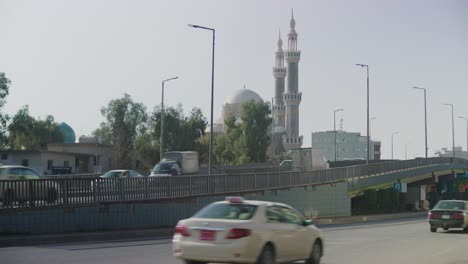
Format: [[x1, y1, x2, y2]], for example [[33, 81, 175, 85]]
[[0, 183, 350, 234]]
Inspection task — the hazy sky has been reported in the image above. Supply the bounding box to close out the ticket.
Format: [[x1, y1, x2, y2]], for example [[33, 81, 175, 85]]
[[1, 0, 467, 159]]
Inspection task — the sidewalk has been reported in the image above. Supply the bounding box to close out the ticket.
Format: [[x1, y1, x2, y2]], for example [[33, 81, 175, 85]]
[[0, 211, 427, 247]]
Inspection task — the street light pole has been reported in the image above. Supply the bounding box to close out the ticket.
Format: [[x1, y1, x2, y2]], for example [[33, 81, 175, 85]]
[[391, 132, 399, 160], [188, 24, 215, 175], [334, 108, 344, 162], [458, 116, 468, 160], [271, 97, 275, 161], [412, 87, 428, 159], [160, 77, 178, 160], [443, 103, 455, 158], [356, 64, 370, 164]]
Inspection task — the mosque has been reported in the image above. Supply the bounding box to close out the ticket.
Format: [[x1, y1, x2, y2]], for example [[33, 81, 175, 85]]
[[210, 11, 303, 156]]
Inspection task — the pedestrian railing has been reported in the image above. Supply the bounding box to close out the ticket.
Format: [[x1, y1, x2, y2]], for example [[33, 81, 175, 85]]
[[1, 157, 467, 210]]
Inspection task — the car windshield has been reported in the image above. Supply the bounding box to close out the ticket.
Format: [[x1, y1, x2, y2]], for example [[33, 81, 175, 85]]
[[193, 203, 257, 220], [152, 163, 175, 173], [101, 171, 121, 178], [433, 201, 465, 210]]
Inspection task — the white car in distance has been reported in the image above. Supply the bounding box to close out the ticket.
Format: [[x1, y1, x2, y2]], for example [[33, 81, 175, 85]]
[[172, 197, 324, 264]]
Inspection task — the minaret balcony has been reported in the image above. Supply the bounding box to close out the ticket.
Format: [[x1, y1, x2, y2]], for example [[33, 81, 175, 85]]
[[273, 67, 287, 77], [272, 105, 286, 112], [283, 92, 302, 102], [285, 51, 301, 62], [282, 135, 304, 145]]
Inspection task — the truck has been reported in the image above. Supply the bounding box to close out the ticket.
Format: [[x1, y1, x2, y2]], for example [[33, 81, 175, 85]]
[[150, 151, 200, 176]]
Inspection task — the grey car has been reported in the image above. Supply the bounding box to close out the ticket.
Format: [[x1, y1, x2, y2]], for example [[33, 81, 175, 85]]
[[0, 165, 60, 206], [428, 200, 468, 233]]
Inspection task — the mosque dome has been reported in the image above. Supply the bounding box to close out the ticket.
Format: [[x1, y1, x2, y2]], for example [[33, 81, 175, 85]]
[[58, 122, 76, 143], [225, 88, 263, 105]]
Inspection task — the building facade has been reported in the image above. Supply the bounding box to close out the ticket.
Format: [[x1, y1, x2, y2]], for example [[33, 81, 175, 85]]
[[436, 147, 468, 160], [312, 131, 381, 162], [0, 150, 80, 175]]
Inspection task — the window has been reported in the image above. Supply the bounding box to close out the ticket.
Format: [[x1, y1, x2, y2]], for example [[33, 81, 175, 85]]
[[280, 207, 304, 225], [193, 203, 257, 220], [47, 160, 53, 170], [266, 206, 305, 225], [22, 159, 29, 167], [129, 171, 141, 177], [23, 168, 40, 179], [9, 168, 22, 176], [1, 153, 7, 160], [64, 161, 70, 167], [266, 206, 284, 223]]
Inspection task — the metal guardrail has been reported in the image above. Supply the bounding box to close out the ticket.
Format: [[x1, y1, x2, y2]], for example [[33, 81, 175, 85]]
[[1, 157, 467, 210]]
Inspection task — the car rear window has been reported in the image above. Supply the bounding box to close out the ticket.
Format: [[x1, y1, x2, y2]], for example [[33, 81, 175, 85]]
[[193, 203, 257, 220], [433, 201, 465, 210]]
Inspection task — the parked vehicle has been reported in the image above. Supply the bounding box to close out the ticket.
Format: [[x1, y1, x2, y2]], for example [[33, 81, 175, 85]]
[[150, 151, 199, 176], [428, 200, 468, 233], [0, 165, 60, 205], [173, 196, 324, 264], [91, 169, 144, 191], [99, 170, 144, 178]]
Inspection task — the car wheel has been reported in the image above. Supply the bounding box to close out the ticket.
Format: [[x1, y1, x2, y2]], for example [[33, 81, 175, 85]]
[[430, 226, 437, 233], [183, 260, 206, 264], [306, 240, 322, 264], [2, 190, 15, 206], [443, 227, 448, 231], [47, 188, 58, 204], [256, 244, 275, 264]]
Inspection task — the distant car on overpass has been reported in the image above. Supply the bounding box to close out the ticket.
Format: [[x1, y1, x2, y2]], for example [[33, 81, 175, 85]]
[[0, 165, 60, 206]]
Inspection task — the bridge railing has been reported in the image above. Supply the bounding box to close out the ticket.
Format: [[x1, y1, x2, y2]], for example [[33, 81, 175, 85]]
[[0, 157, 465, 210]]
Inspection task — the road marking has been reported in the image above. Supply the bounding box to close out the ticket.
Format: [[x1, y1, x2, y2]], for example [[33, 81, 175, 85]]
[[432, 248, 452, 257]]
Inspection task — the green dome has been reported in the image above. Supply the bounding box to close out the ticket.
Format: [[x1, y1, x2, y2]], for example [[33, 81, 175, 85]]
[[59, 122, 76, 143]]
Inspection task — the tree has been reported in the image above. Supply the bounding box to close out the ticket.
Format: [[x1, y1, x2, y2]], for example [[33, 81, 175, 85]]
[[150, 104, 207, 157], [240, 101, 272, 163], [100, 94, 147, 168], [8, 106, 64, 150], [92, 122, 112, 145], [134, 131, 159, 170], [0, 73, 10, 148], [212, 115, 249, 165], [209, 101, 272, 165]]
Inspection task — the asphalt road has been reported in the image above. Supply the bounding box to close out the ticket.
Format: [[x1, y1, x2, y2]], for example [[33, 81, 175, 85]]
[[1, 217, 467, 264]]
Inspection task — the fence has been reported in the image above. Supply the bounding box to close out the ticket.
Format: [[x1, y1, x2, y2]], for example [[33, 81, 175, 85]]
[[1, 157, 467, 210]]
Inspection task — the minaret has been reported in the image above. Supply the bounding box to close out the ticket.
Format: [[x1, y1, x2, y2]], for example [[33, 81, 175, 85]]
[[283, 9, 303, 151], [272, 30, 286, 128]]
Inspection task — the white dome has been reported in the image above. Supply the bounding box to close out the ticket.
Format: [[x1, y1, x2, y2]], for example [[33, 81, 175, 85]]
[[226, 89, 263, 104]]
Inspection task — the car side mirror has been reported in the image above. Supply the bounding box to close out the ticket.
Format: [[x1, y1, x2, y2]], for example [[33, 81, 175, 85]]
[[303, 219, 313, 226]]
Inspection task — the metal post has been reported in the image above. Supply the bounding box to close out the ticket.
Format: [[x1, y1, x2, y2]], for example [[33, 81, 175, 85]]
[[392, 132, 399, 160], [356, 64, 370, 163], [271, 97, 275, 160], [160, 77, 178, 160], [210, 29, 215, 175], [160, 81, 164, 161], [413, 87, 428, 159], [367, 66, 370, 162], [188, 24, 215, 175], [443, 104, 455, 158], [334, 108, 343, 161]]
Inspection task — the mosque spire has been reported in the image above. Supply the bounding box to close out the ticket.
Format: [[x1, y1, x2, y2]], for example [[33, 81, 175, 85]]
[[288, 8, 298, 51]]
